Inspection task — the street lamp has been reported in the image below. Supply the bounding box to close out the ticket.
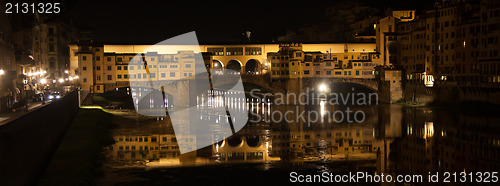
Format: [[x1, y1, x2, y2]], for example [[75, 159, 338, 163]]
[[318, 83, 328, 92], [40, 78, 47, 84], [58, 78, 64, 83], [64, 70, 69, 74], [0, 69, 4, 75]]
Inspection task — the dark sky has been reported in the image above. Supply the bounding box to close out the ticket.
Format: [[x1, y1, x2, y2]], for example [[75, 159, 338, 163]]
[[59, 0, 434, 44]]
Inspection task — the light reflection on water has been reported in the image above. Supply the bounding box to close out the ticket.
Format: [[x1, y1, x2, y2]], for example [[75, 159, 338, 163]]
[[103, 92, 500, 183]]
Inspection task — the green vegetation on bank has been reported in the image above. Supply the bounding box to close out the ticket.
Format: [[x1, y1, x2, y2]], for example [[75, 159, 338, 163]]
[[37, 109, 115, 186]]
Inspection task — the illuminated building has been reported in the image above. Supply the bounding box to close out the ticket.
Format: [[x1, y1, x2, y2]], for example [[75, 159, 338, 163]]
[[71, 43, 377, 93], [268, 43, 381, 80]]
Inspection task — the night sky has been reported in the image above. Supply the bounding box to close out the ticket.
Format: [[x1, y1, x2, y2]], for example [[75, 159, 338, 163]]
[[54, 0, 434, 44]]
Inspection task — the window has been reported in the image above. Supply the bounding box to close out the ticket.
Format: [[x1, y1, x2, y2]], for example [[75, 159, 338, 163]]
[[96, 56, 100, 61], [124, 66, 128, 70], [83, 78, 87, 82], [244, 47, 263, 55], [170, 72, 175, 77], [96, 66, 101, 70], [137, 73, 141, 79], [82, 56, 87, 60], [117, 66, 122, 70], [207, 47, 224, 56], [117, 75, 122, 79], [151, 57, 155, 61], [130, 66, 134, 70], [124, 75, 128, 78], [117, 57, 122, 62], [96, 86, 100, 90], [96, 76, 101, 81], [356, 71, 359, 75], [107, 66, 112, 70], [326, 62, 331, 66], [161, 73, 166, 78], [186, 64, 191, 68], [304, 70, 310, 75], [184, 73, 188, 77], [315, 71, 320, 75], [150, 73, 156, 78], [295, 52, 302, 57], [170, 65, 178, 68], [82, 66, 87, 71], [143, 73, 147, 79], [107, 75, 112, 80], [226, 47, 243, 56], [107, 57, 111, 62], [326, 71, 331, 75]]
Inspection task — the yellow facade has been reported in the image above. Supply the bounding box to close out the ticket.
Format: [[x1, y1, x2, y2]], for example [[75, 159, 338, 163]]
[[269, 43, 377, 79], [71, 43, 377, 93]]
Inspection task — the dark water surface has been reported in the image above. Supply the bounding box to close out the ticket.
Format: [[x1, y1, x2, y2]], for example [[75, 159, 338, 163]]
[[99, 99, 500, 185]]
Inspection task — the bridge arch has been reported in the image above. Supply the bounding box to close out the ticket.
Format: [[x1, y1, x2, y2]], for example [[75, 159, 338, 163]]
[[245, 59, 261, 74], [245, 136, 261, 147], [328, 82, 377, 93], [212, 59, 224, 69], [226, 59, 242, 74], [226, 136, 244, 147]]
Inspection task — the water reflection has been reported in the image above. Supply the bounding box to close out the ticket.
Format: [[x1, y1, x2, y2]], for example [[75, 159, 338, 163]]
[[104, 94, 500, 183]]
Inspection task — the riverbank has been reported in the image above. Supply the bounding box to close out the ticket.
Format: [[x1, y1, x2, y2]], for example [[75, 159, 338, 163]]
[[37, 109, 116, 185]]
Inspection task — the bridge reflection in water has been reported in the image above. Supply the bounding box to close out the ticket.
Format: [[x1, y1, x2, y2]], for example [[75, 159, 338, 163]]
[[104, 89, 500, 179]]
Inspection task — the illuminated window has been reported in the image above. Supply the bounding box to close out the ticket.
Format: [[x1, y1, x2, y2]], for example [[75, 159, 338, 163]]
[[245, 47, 262, 55], [207, 48, 224, 56], [226, 47, 243, 56]]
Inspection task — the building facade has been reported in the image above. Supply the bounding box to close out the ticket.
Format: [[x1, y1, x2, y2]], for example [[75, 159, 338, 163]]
[[71, 43, 377, 93], [268, 43, 381, 80]]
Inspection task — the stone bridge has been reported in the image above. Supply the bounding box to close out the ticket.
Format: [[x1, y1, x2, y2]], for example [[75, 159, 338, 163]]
[[301, 77, 379, 91], [100, 75, 379, 96]]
